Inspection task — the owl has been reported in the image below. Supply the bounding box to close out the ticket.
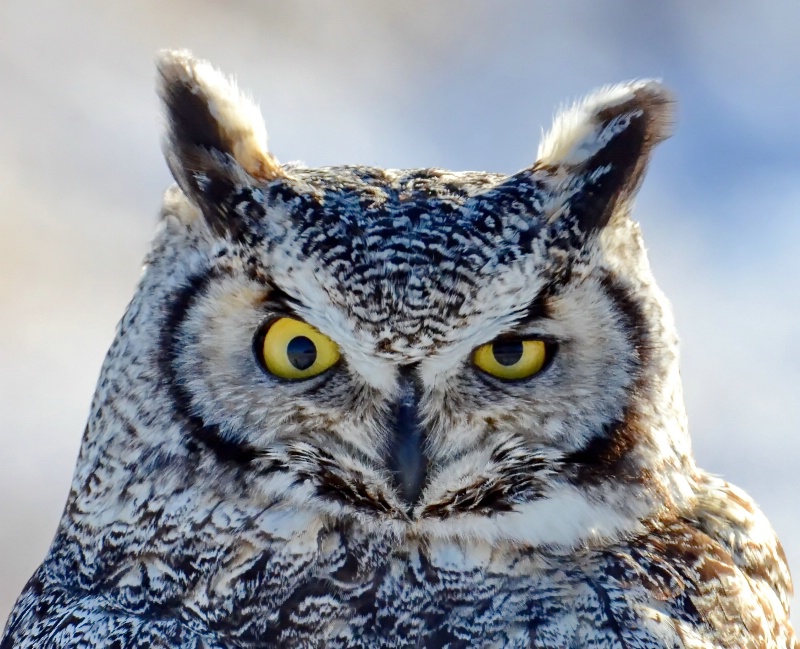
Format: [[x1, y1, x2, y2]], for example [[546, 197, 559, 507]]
[[1, 50, 795, 649]]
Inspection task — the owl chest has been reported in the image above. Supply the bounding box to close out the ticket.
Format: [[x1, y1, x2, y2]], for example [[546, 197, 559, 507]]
[[12, 537, 726, 649], [188, 542, 689, 649]]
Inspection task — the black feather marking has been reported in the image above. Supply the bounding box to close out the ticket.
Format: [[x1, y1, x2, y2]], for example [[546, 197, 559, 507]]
[[159, 268, 260, 467]]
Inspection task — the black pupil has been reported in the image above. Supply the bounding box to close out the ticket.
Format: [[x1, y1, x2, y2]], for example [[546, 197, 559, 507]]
[[492, 340, 524, 366], [287, 336, 317, 370]]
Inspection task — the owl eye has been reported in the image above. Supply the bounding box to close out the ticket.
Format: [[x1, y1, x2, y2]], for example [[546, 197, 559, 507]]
[[472, 338, 552, 381], [256, 318, 341, 380]]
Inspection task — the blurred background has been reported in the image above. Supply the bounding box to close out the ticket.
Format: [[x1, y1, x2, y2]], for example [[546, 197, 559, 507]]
[[1, 0, 799, 630]]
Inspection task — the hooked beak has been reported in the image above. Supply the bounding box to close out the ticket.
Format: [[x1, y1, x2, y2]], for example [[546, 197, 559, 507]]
[[386, 367, 428, 510]]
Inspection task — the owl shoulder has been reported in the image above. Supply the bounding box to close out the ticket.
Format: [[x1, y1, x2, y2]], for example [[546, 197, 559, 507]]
[[687, 472, 796, 646], [592, 471, 796, 648], [0, 568, 223, 649]]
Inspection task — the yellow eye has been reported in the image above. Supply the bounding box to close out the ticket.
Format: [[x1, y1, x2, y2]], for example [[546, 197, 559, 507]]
[[472, 339, 550, 381], [257, 318, 341, 380]]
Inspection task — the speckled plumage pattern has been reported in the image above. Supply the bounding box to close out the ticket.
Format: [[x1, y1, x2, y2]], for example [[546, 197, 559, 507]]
[[2, 51, 795, 648]]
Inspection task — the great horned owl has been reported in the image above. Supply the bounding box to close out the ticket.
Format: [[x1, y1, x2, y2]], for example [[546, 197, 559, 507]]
[[1, 50, 795, 649]]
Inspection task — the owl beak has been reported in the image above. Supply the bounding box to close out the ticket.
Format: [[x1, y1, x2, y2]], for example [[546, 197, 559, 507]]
[[387, 368, 428, 511]]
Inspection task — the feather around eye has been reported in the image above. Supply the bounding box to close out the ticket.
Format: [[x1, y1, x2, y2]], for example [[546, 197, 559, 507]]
[[256, 318, 341, 380]]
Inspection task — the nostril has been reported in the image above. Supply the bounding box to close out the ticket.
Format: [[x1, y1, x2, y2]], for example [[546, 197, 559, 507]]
[[386, 366, 428, 509]]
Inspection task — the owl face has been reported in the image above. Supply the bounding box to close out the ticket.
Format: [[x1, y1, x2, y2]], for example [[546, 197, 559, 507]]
[[100, 53, 696, 549]]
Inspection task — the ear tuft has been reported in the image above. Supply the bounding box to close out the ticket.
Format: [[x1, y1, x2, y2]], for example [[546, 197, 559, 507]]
[[534, 80, 674, 233], [537, 80, 673, 168], [157, 50, 283, 190]]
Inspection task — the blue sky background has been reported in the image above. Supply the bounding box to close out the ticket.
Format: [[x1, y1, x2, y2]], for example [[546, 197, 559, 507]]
[[1, 0, 798, 628]]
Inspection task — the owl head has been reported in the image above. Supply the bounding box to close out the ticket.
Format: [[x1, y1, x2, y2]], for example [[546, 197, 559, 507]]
[[71, 51, 696, 551]]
